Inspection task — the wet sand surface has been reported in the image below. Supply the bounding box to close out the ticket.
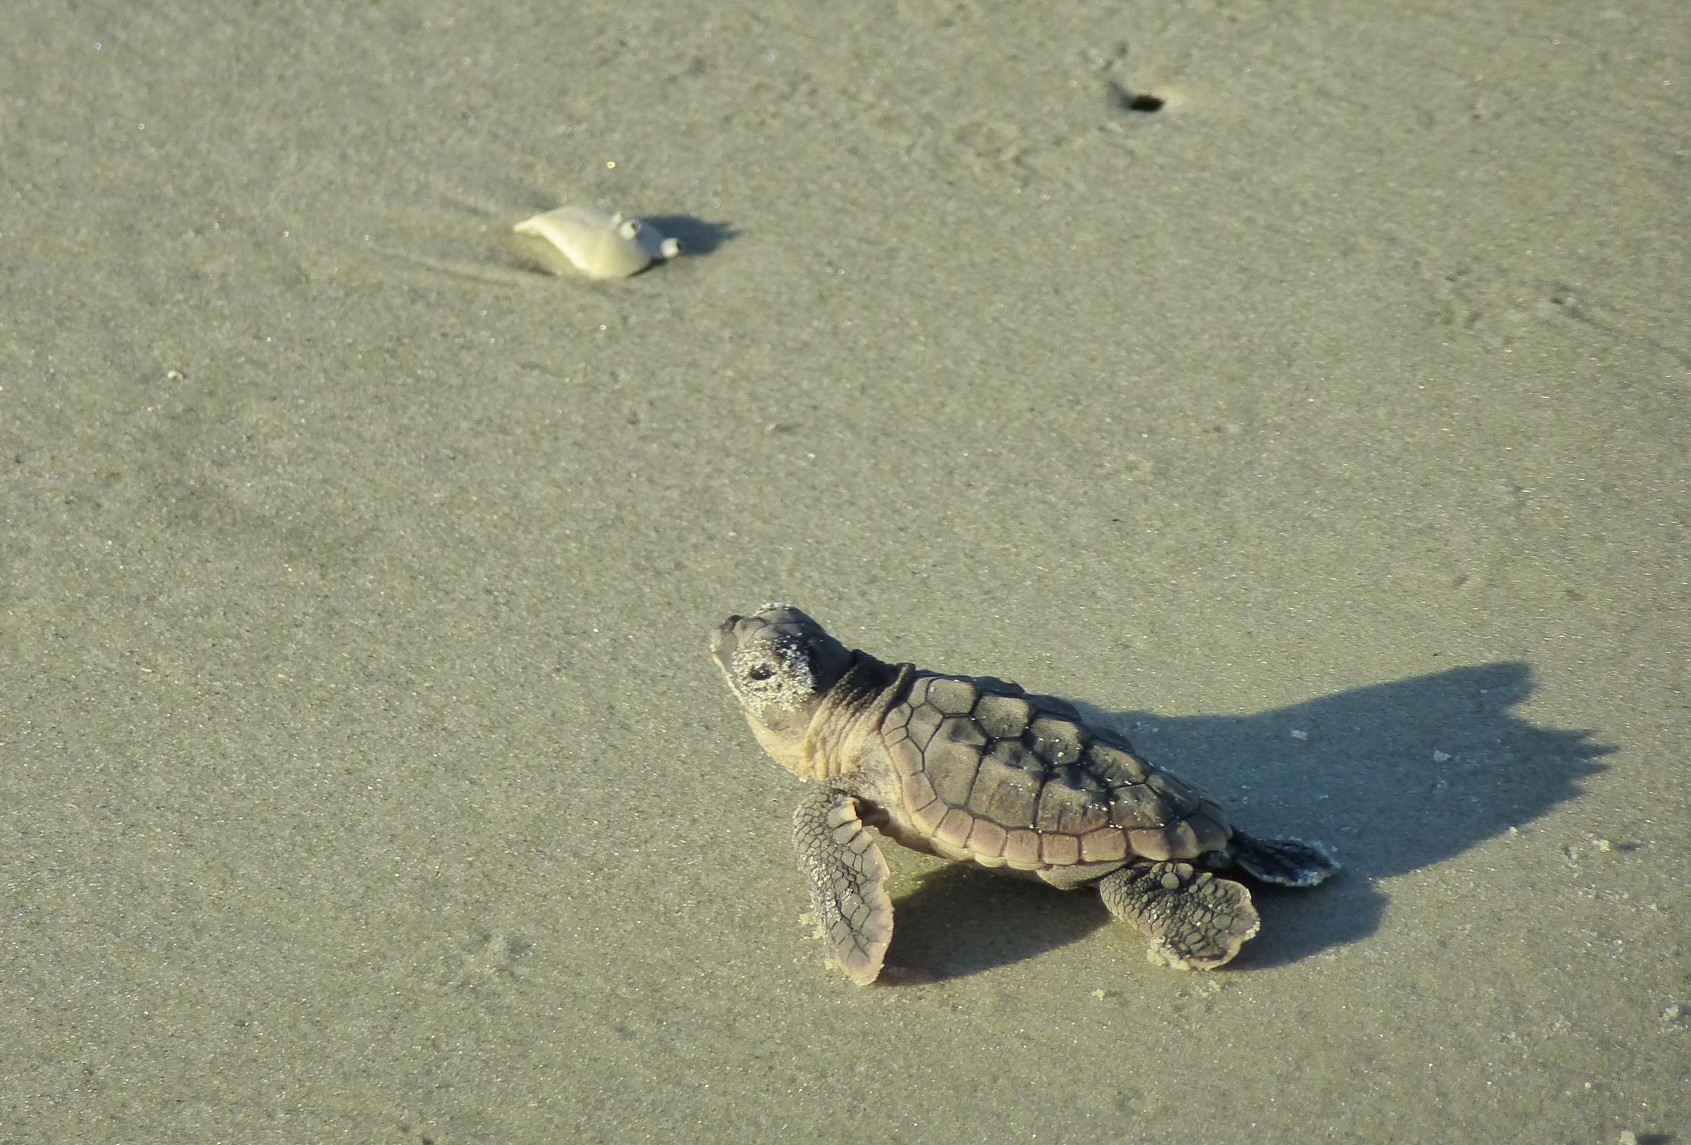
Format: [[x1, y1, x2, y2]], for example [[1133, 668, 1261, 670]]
[[3, 1, 1688, 1141]]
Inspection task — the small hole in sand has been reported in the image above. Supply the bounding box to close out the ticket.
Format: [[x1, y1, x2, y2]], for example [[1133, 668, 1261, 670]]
[[1107, 82, 1167, 114]]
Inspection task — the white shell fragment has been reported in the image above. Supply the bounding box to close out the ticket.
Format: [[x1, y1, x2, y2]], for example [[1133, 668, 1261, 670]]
[[512, 205, 682, 280]]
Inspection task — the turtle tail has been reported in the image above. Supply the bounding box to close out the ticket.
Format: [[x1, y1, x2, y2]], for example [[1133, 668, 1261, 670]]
[[1228, 830, 1340, 888]]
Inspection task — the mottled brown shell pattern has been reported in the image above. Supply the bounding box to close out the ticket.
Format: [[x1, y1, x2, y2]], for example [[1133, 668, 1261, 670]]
[[879, 673, 1231, 871]]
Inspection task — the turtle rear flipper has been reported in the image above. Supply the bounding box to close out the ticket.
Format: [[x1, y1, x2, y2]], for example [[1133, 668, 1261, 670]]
[[1230, 830, 1341, 888], [1098, 861, 1260, 969], [793, 787, 894, 985]]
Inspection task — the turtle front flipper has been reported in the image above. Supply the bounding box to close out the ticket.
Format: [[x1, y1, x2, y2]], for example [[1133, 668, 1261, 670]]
[[1098, 861, 1261, 969], [792, 786, 894, 985], [1229, 829, 1341, 888]]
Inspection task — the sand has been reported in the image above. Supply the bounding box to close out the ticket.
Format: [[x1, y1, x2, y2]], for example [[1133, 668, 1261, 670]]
[[2, 0, 1687, 1141]]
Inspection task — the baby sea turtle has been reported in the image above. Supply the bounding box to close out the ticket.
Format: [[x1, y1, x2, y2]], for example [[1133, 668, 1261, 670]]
[[710, 604, 1339, 983]]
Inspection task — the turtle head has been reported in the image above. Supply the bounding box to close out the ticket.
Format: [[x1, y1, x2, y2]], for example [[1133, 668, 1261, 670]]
[[710, 604, 854, 739]]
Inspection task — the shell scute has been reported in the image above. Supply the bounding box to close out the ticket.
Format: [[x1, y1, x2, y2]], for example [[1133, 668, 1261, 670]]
[[1188, 807, 1231, 852], [965, 818, 1009, 858], [970, 754, 1043, 827], [1003, 828, 1044, 870], [1034, 774, 1112, 838], [925, 727, 986, 807], [901, 771, 937, 811], [1127, 826, 1180, 860], [924, 676, 980, 716], [1079, 827, 1129, 863], [987, 737, 1042, 774], [1039, 832, 1081, 866], [1160, 817, 1203, 857], [1108, 786, 1168, 830], [973, 692, 1032, 740], [1028, 715, 1086, 766], [934, 807, 976, 850], [1084, 738, 1151, 784], [910, 796, 947, 834], [905, 702, 944, 752], [937, 712, 989, 751], [1144, 769, 1200, 814], [882, 702, 913, 736]]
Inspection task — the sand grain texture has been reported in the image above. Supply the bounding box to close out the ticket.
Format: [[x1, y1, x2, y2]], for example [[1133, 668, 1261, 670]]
[[2, 1, 1687, 1142]]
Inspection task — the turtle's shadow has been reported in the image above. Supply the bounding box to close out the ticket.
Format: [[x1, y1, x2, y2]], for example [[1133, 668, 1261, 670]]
[[882, 661, 1611, 981], [885, 865, 1109, 981]]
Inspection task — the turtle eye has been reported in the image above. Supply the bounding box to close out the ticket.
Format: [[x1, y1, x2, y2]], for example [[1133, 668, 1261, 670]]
[[747, 662, 777, 682]]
